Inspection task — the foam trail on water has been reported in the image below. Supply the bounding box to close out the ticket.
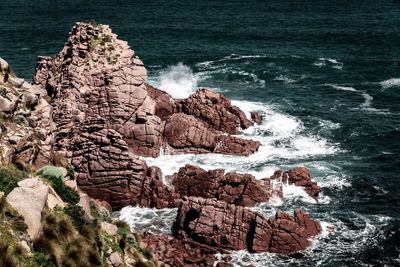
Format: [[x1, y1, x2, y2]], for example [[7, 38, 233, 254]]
[[157, 62, 198, 98], [379, 78, 400, 89], [327, 84, 358, 92]]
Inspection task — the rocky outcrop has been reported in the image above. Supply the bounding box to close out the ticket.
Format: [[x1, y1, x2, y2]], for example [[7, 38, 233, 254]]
[[0, 57, 53, 169], [141, 233, 220, 267], [164, 114, 260, 156], [6, 178, 49, 239], [30, 22, 261, 209], [270, 167, 321, 199], [171, 164, 282, 207], [173, 197, 322, 254], [176, 89, 253, 134]]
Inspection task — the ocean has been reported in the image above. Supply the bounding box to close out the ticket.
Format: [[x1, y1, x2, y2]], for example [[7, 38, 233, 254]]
[[1, 0, 399, 266]]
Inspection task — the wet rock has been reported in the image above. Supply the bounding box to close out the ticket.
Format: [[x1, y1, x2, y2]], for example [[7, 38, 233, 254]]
[[171, 164, 272, 207], [270, 167, 321, 199], [176, 88, 253, 134], [173, 197, 321, 254], [250, 111, 262, 124], [164, 113, 260, 156]]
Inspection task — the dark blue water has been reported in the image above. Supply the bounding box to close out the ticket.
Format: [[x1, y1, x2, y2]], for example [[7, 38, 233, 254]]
[[1, 1, 400, 266]]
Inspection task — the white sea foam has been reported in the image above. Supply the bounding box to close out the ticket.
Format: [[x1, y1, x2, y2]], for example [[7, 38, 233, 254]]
[[144, 100, 339, 190], [379, 78, 400, 89], [116, 206, 177, 234], [313, 58, 343, 70], [356, 91, 390, 114], [327, 84, 358, 92], [158, 62, 198, 98], [273, 74, 296, 84]]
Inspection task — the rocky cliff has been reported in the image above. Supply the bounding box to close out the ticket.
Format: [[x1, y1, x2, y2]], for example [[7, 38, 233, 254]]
[[0, 22, 325, 267]]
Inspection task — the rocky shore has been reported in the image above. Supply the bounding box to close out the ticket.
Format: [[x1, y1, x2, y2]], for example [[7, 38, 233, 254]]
[[0, 22, 324, 266]]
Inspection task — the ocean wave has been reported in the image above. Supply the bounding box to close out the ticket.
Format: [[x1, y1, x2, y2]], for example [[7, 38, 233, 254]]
[[313, 58, 343, 70], [273, 74, 296, 84], [379, 78, 400, 89], [115, 206, 177, 235], [157, 62, 199, 98], [196, 54, 269, 67], [326, 84, 358, 92], [356, 91, 390, 115], [144, 100, 339, 185], [224, 213, 392, 267]]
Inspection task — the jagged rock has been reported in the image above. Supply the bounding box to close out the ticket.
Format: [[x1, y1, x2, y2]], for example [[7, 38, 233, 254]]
[[270, 167, 321, 199], [173, 197, 321, 254], [142, 232, 219, 267], [6, 178, 49, 239], [144, 83, 175, 120], [164, 113, 260, 155], [171, 164, 275, 207], [176, 88, 253, 134], [250, 111, 262, 124]]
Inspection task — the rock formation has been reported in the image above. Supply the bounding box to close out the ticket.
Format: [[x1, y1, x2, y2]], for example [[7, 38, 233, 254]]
[[173, 197, 322, 254], [0, 22, 326, 266], [171, 164, 281, 207], [29, 22, 264, 210], [270, 167, 321, 199]]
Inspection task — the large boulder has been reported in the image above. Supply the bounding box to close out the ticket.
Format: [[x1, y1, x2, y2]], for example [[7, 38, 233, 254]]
[[176, 88, 253, 134], [171, 164, 274, 206], [163, 113, 260, 155], [173, 197, 321, 254], [6, 178, 49, 239]]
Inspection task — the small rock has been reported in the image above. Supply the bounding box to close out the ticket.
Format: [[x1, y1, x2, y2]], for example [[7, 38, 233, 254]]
[[109, 252, 123, 267], [100, 221, 118, 236]]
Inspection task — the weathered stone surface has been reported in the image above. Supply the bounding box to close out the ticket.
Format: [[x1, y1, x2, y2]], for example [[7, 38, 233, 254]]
[[173, 197, 321, 254], [141, 233, 219, 267], [164, 113, 260, 155], [6, 178, 49, 239], [270, 167, 321, 199], [100, 221, 118, 236], [176, 88, 253, 134], [171, 164, 272, 207], [144, 83, 175, 120]]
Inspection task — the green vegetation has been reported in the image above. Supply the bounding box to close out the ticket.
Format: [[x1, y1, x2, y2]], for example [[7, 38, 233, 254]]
[[0, 164, 28, 195], [37, 166, 79, 204]]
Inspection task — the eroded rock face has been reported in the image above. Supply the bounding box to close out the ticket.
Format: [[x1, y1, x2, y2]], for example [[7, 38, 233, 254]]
[[171, 164, 277, 207], [270, 167, 321, 200], [164, 113, 260, 156], [141, 233, 219, 267], [0, 57, 53, 170], [176, 88, 253, 134], [173, 197, 321, 254]]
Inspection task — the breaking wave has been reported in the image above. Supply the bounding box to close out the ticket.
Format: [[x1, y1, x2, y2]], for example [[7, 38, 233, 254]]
[[157, 62, 198, 98], [379, 78, 400, 89]]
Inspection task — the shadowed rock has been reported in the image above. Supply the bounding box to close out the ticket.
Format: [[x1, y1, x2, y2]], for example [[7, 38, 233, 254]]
[[173, 197, 322, 254]]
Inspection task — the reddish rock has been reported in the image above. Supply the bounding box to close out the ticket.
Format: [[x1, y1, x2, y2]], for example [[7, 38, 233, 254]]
[[144, 83, 175, 120], [141, 233, 219, 267], [173, 197, 321, 254], [270, 167, 321, 199], [176, 88, 253, 134], [163, 113, 260, 156], [250, 111, 262, 124], [171, 164, 272, 207]]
